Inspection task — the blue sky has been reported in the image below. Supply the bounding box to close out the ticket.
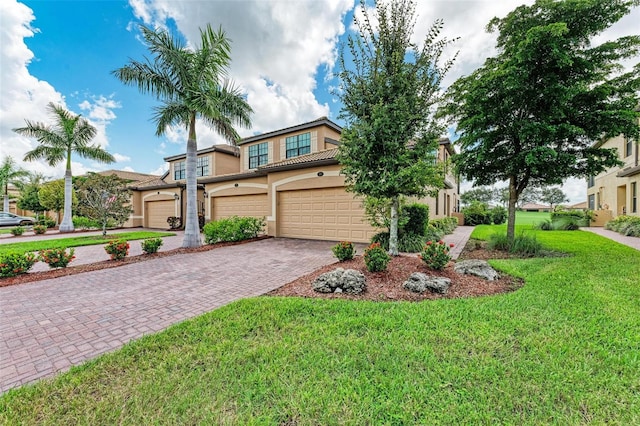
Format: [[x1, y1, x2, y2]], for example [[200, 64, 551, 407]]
[[2, 0, 638, 202]]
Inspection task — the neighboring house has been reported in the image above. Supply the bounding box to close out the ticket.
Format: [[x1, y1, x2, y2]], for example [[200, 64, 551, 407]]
[[587, 131, 639, 218], [130, 117, 459, 243], [520, 203, 551, 212]]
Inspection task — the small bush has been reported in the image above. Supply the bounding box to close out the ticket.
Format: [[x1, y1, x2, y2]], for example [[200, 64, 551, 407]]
[[141, 237, 163, 254], [424, 224, 445, 242], [73, 216, 100, 230], [550, 209, 590, 227], [371, 232, 390, 250], [37, 216, 56, 228], [203, 216, 265, 244], [332, 241, 355, 261], [39, 248, 75, 269], [363, 243, 391, 272], [430, 217, 458, 234], [402, 203, 429, 236], [399, 233, 427, 253], [461, 201, 492, 226], [605, 215, 640, 237], [104, 240, 129, 260], [33, 224, 47, 234], [488, 233, 542, 257], [10, 226, 25, 236], [0, 252, 37, 277], [167, 216, 182, 230], [490, 206, 507, 225], [419, 240, 453, 270], [534, 219, 553, 231]]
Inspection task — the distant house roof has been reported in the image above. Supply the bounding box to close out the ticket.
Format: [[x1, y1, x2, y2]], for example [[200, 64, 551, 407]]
[[569, 201, 588, 209], [90, 170, 160, 182], [520, 203, 551, 210], [129, 176, 171, 190], [163, 144, 239, 162], [238, 117, 342, 146]]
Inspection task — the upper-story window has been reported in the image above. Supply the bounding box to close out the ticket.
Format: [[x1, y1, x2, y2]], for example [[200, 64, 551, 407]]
[[286, 132, 311, 158], [248, 142, 268, 169], [625, 137, 633, 157], [197, 156, 209, 177], [588, 175, 595, 188], [174, 161, 185, 180]]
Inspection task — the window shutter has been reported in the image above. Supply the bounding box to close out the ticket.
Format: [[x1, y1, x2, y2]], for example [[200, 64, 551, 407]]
[[268, 142, 273, 164], [311, 131, 318, 152], [280, 138, 286, 160], [243, 146, 249, 171]]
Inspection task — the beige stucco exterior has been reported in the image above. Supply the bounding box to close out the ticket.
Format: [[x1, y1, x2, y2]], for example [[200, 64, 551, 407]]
[[587, 133, 639, 220]]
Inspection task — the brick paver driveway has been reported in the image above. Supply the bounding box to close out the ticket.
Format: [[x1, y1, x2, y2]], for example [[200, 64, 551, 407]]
[[0, 238, 336, 393]]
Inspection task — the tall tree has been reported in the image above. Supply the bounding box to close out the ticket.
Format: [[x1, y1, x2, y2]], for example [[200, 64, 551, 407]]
[[75, 173, 134, 237], [460, 186, 495, 206], [14, 103, 115, 232], [0, 156, 29, 212], [16, 172, 48, 219], [441, 0, 640, 240], [540, 187, 569, 209], [113, 25, 252, 248], [336, 0, 457, 255]]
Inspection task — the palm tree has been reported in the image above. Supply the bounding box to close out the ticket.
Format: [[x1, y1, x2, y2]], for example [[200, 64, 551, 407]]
[[112, 24, 252, 248], [14, 103, 115, 232], [0, 156, 29, 212]]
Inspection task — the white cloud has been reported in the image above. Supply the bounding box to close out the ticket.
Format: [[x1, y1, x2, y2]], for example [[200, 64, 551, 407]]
[[149, 163, 168, 176], [113, 153, 131, 163]]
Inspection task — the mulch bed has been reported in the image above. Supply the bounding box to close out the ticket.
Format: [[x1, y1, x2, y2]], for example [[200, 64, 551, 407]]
[[0, 236, 269, 288], [267, 244, 524, 302]]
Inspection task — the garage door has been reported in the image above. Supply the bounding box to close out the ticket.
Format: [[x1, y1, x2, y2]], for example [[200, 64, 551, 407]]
[[212, 194, 268, 221], [145, 200, 175, 229], [278, 188, 376, 243]]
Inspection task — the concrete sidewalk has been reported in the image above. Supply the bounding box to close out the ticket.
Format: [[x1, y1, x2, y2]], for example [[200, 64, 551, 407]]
[[581, 227, 640, 250]]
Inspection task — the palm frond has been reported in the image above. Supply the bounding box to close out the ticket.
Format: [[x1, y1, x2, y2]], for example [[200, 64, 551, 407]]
[[74, 145, 115, 164], [152, 102, 191, 136]]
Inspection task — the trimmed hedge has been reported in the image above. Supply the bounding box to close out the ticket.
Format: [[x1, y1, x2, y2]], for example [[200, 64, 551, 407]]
[[605, 215, 640, 237], [203, 216, 265, 244]]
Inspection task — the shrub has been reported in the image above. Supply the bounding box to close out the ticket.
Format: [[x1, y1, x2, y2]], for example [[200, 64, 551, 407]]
[[39, 248, 75, 269], [37, 216, 56, 229], [73, 216, 100, 230], [605, 215, 640, 237], [363, 243, 391, 272], [0, 252, 37, 277], [490, 206, 507, 225], [33, 224, 47, 234], [203, 216, 265, 244], [430, 217, 458, 234], [167, 216, 182, 230], [331, 241, 355, 261], [10, 226, 25, 236], [104, 240, 129, 260], [419, 240, 453, 270], [461, 201, 492, 226], [141, 237, 163, 254], [488, 233, 542, 257], [370, 232, 426, 253], [402, 203, 429, 235], [550, 209, 590, 227], [371, 232, 390, 250], [534, 219, 553, 231], [424, 224, 445, 242]]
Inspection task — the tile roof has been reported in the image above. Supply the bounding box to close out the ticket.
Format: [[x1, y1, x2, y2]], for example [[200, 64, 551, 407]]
[[94, 170, 160, 182], [129, 176, 172, 189], [259, 149, 339, 170]]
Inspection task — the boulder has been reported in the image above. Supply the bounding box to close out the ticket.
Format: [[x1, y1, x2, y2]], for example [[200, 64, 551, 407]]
[[403, 272, 451, 294], [454, 259, 499, 281], [313, 268, 366, 294]]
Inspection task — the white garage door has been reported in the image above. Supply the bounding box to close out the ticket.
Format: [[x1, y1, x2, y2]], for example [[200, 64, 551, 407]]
[[146, 200, 175, 229], [278, 188, 376, 243], [212, 194, 268, 221]]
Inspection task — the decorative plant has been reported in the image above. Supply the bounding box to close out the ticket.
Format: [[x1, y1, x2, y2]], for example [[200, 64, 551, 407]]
[[141, 237, 163, 254], [10, 226, 24, 236], [331, 241, 355, 261], [420, 240, 453, 270], [104, 239, 129, 260], [0, 252, 37, 277], [33, 224, 47, 235], [363, 242, 391, 272], [39, 248, 75, 269], [167, 216, 182, 230]]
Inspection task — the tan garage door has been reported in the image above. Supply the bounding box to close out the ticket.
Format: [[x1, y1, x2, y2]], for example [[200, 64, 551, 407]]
[[145, 200, 175, 229], [278, 188, 376, 243], [212, 194, 268, 221]]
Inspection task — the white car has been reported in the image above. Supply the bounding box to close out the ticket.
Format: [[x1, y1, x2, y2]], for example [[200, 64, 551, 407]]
[[0, 212, 36, 227]]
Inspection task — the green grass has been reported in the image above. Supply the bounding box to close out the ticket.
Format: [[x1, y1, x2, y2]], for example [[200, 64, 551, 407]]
[[0, 229, 13, 235], [1, 229, 639, 424], [0, 231, 175, 255], [513, 210, 550, 226]]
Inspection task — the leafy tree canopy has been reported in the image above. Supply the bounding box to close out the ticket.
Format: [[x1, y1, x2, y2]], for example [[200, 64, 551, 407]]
[[441, 0, 640, 239], [460, 187, 495, 206], [540, 187, 569, 209], [39, 179, 75, 218], [76, 173, 133, 236]]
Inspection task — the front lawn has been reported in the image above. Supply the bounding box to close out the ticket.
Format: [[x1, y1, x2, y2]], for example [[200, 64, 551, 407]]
[[1, 228, 638, 424], [0, 231, 175, 255]]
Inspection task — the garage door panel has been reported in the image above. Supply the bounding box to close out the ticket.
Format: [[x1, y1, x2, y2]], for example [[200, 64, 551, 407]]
[[146, 200, 175, 229], [213, 194, 268, 221], [278, 188, 376, 243]]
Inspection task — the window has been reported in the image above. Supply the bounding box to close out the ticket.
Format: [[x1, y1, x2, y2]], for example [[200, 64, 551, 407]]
[[174, 161, 185, 180], [632, 182, 637, 213], [588, 175, 595, 188], [197, 156, 209, 177], [626, 137, 633, 157], [588, 194, 595, 210], [248, 143, 268, 169], [286, 132, 311, 158]]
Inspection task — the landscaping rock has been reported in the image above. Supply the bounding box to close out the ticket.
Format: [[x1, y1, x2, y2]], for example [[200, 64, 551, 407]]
[[454, 259, 499, 281], [312, 268, 366, 294], [403, 272, 451, 294]]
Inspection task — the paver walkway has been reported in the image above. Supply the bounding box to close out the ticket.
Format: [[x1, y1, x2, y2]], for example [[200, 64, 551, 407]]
[[582, 227, 640, 251], [0, 238, 337, 393]]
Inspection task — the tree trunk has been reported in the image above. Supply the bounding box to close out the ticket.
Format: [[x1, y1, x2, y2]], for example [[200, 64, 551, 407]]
[[507, 177, 518, 241], [102, 220, 107, 237], [2, 194, 8, 212], [389, 196, 399, 256], [59, 169, 74, 232], [182, 114, 202, 248]]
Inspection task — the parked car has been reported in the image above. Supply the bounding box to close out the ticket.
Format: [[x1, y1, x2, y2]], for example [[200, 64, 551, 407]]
[[0, 212, 36, 227]]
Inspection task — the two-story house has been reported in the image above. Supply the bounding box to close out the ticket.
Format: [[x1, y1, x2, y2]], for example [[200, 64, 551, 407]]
[[130, 117, 459, 243], [587, 132, 639, 221]]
